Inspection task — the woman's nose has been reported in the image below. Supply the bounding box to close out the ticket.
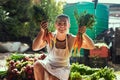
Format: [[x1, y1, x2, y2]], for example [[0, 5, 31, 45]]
[[60, 25, 65, 28]]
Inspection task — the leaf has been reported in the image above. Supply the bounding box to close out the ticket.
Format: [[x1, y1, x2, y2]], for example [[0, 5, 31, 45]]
[[10, 53, 25, 61], [33, 5, 49, 23], [0, 71, 7, 78], [74, 9, 80, 25], [74, 10, 96, 29]]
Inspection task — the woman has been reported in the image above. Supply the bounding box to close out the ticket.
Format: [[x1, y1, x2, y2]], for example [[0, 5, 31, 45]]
[[32, 14, 95, 80]]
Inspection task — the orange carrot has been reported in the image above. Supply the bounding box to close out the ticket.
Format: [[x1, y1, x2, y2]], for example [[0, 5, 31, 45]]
[[73, 33, 83, 56], [43, 29, 54, 48], [77, 33, 83, 51]]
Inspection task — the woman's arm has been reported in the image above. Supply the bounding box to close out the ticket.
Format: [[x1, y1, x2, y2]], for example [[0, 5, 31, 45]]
[[32, 21, 48, 51], [81, 33, 95, 49], [32, 29, 46, 51]]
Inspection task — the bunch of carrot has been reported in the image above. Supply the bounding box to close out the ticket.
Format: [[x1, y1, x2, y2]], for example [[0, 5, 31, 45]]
[[43, 29, 54, 48], [73, 9, 96, 55], [73, 32, 83, 55], [33, 5, 54, 47]]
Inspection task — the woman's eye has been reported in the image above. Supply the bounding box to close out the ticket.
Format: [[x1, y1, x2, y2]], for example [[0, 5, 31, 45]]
[[57, 22, 67, 26], [58, 23, 61, 25], [64, 23, 66, 26]]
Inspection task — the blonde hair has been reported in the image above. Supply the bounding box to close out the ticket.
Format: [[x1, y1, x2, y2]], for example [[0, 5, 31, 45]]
[[55, 14, 70, 23]]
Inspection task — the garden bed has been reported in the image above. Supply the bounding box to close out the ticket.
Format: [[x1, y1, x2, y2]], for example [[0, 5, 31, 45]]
[[0, 53, 119, 80]]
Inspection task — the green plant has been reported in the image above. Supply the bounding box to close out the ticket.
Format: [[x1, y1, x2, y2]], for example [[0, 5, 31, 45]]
[[70, 63, 116, 80], [0, 0, 64, 42], [33, 0, 65, 32], [74, 10, 96, 29], [4, 53, 45, 80]]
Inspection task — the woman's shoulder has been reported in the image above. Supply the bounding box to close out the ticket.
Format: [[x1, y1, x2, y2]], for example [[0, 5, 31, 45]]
[[67, 33, 76, 43], [67, 33, 75, 39]]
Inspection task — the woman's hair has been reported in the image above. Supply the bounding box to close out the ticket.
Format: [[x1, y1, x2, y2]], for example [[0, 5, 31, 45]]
[[55, 14, 70, 23]]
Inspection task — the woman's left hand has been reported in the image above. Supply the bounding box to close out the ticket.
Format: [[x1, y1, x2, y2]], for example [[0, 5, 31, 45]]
[[78, 26, 86, 34], [38, 53, 47, 60]]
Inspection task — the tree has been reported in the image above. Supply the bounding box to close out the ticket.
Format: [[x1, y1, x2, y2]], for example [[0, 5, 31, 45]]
[[0, 0, 64, 43]]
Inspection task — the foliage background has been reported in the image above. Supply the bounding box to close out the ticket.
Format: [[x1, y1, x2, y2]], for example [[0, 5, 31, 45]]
[[0, 0, 64, 44]]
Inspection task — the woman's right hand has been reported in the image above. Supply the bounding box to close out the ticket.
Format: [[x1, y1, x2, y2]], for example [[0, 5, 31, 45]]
[[32, 21, 48, 51], [40, 21, 48, 32], [40, 21, 49, 41]]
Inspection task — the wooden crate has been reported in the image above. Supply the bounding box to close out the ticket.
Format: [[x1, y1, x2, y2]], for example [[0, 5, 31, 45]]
[[90, 46, 108, 58], [88, 57, 108, 68]]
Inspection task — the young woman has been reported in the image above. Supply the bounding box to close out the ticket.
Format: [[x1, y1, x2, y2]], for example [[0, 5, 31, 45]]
[[32, 14, 95, 80]]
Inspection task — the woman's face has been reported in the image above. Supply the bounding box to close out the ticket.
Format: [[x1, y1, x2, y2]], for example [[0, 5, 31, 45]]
[[55, 18, 70, 34]]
